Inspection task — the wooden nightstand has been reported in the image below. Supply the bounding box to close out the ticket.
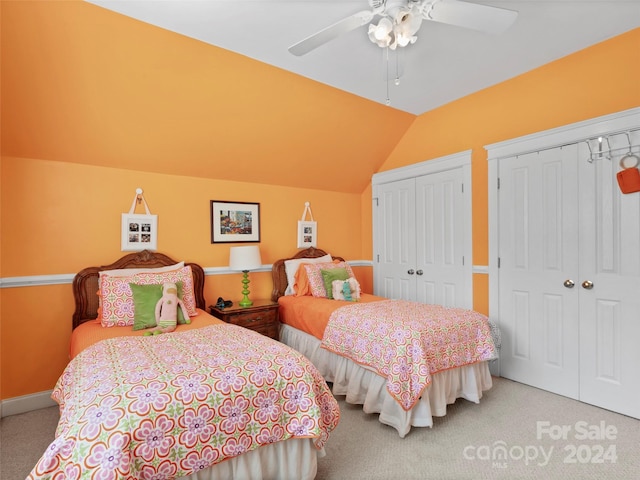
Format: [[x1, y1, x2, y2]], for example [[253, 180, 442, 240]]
[[209, 299, 279, 340]]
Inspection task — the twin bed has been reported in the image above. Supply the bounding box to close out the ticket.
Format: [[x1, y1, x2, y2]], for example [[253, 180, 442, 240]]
[[29, 250, 339, 480], [272, 247, 498, 438], [30, 247, 498, 479]]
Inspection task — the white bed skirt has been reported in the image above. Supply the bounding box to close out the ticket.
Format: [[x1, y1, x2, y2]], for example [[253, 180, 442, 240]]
[[280, 324, 493, 438], [183, 438, 323, 480]]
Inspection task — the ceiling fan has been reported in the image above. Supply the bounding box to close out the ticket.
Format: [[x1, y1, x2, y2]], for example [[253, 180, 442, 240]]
[[288, 0, 518, 56]]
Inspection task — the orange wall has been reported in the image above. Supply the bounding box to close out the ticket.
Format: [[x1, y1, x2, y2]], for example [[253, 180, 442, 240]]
[[369, 28, 640, 313], [1, 1, 394, 400], [0, 1, 414, 194], [0, 157, 371, 399]]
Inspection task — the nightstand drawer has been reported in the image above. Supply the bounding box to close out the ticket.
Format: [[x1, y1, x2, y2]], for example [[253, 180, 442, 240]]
[[249, 323, 279, 339], [228, 309, 277, 328], [208, 299, 280, 341]]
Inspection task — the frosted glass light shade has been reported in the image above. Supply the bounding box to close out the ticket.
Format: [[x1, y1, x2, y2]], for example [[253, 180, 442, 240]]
[[229, 245, 262, 271]]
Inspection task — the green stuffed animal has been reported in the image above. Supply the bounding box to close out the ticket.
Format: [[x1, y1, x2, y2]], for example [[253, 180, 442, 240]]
[[342, 281, 353, 301], [332, 278, 361, 301]]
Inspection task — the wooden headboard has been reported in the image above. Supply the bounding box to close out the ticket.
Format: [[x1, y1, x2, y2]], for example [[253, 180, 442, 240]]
[[72, 250, 206, 329], [271, 247, 344, 301]]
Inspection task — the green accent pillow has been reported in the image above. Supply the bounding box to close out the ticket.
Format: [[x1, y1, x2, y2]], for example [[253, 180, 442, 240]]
[[129, 282, 187, 331], [320, 268, 350, 299]]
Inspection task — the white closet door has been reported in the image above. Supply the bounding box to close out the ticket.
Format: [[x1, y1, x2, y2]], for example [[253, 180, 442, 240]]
[[498, 145, 580, 399], [415, 168, 467, 307], [376, 177, 417, 300], [489, 108, 640, 417], [373, 152, 473, 306], [578, 133, 640, 419]]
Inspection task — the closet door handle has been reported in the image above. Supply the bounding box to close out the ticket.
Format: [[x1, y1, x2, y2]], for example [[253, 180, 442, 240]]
[[582, 280, 594, 290], [563, 279, 575, 288], [416, 270, 423, 275], [407, 269, 415, 275]]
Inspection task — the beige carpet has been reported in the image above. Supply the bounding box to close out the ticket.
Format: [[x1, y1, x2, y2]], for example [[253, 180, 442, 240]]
[[1, 405, 60, 480], [316, 377, 640, 480], [2, 377, 638, 479]]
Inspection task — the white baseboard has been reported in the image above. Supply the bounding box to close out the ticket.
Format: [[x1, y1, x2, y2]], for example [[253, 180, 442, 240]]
[[489, 358, 501, 377], [1, 390, 56, 418]]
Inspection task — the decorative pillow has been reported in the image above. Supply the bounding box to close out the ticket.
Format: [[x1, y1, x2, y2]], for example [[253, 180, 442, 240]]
[[130, 282, 188, 331], [303, 261, 355, 298], [293, 264, 314, 297], [97, 262, 185, 308], [332, 278, 361, 301], [100, 265, 197, 327], [320, 268, 350, 299], [283, 254, 332, 295], [294, 261, 348, 297]]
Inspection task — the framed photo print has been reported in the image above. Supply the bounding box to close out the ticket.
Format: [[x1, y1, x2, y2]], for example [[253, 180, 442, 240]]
[[297, 220, 317, 248], [121, 213, 158, 251], [211, 200, 260, 243]]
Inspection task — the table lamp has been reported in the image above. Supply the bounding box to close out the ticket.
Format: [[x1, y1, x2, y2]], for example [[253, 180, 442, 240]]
[[229, 245, 262, 307]]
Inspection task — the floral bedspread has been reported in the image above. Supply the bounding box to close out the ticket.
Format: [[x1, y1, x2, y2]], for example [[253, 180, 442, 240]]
[[29, 325, 340, 480], [321, 300, 497, 411]]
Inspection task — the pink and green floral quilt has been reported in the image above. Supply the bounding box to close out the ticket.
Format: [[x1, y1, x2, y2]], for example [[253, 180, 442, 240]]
[[29, 324, 340, 479], [321, 300, 497, 411]]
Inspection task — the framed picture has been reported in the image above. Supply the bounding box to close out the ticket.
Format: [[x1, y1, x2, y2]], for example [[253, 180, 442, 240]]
[[211, 200, 260, 243], [121, 213, 158, 251], [297, 220, 317, 248]]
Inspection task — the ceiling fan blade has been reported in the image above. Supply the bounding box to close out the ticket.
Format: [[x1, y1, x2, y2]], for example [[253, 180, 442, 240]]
[[289, 10, 374, 56], [425, 0, 517, 35]]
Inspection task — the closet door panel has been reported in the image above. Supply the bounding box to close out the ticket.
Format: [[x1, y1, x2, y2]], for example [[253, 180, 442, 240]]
[[512, 290, 531, 359], [498, 146, 580, 398], [578, 133, 640, 419], [415, 168, 465, 307], [376, 178, 417, 300], [418, 280, 436, 305]]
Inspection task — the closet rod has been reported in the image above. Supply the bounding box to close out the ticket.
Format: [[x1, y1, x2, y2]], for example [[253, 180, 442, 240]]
[[496, 127, 640, 161]]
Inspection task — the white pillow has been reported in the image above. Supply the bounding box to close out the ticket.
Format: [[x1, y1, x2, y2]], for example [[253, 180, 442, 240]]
[[284, 254, 332, 295]]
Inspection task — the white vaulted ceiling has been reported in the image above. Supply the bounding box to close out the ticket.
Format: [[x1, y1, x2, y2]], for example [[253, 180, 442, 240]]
[[84, 0, 640, 115]]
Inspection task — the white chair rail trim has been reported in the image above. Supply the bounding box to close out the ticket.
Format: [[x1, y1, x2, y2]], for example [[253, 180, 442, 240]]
[[0, 261, 375, 289]]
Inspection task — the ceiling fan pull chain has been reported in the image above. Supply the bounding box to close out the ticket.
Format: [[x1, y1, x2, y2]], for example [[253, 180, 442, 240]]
[[385, 47, 391, 106]]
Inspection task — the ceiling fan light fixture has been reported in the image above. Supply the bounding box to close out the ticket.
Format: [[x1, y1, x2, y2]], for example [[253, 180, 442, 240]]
[[394, 6, 422, 45], [395, 33, 415, 47], [407, 8, 424, 33], [368, 18, 396, 47], [289, 0, 518, 57], [375, 17, 393, 39], [368, 4, 424, 50]]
